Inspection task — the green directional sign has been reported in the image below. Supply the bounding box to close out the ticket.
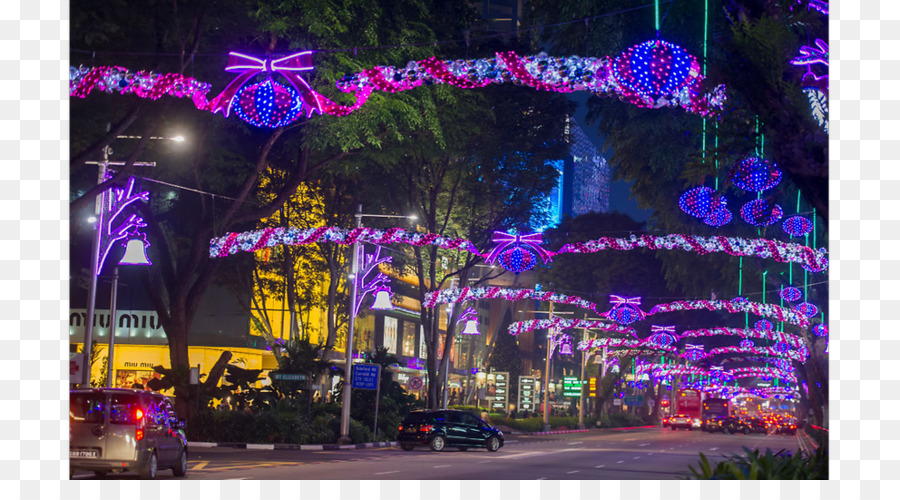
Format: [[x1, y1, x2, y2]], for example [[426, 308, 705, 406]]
[[562, 376, 582, 397], [272, 373, 307, 382]]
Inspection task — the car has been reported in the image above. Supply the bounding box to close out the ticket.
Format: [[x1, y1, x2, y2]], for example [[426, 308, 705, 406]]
[[661, 416, 671, 427], [669, 414, 693, 430], [721, 417, 752, 435], [703, 417, 726, 433], [743, 417, 768, 434], [773, 419, 798, 435], [70, 388, 188, 479], [397, 409, 504, 452]]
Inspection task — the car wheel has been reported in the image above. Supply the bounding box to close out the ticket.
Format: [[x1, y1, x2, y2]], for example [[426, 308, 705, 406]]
[[486, 436, 501, 452], [400, 443, 415, 451], [429, 435, 446, 452], [172, 448, 187, 477], [141, 452, 158, 480]]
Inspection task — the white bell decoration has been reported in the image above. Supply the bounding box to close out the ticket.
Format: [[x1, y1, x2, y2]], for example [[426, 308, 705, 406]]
[[119, 236, 152, 266], [460, 319, 480, 335], [371, 287, 394, 310], [559, 342, 574, 355]]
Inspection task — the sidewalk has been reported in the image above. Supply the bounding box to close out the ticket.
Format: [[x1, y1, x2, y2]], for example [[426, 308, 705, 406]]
[[187, 425, 657, 450]]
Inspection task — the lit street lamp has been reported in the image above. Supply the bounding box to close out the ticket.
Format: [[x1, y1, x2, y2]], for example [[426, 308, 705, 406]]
[[337, 205, 416, 444]]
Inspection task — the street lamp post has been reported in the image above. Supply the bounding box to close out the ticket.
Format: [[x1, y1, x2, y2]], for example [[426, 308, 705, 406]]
[[337, 205, 415, 444]]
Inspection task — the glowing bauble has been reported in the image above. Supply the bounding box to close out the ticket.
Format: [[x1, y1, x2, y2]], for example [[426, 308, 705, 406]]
[[730, 296, 749, 306], [606, 305, 643, 325], [812, 324, 828, 337], [740, 199, 784, 226], [776, 359, 792, 371], [774, 341, 790, 353], [730, 157, 782, 192], [684, 348, 705, 361], [233, 79, 304, 128], [497, 245, 537, 274], [794, 302, 818, 317], [649, 332, 676, 346], [780, 286, 802, 302], [739, 338, 754, 348], [754, 319, 774, 331], [679, 187, 725, 219], [612, 39, 701, 103], [782, 215, 813, 237], [704, 207, 733, 227]]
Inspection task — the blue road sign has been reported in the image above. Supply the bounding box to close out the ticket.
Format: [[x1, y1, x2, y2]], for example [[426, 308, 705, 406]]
[[351, 363, 380, 390]]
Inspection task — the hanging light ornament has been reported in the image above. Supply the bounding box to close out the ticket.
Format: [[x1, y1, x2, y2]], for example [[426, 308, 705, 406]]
[[773, 341, 790, 353], [782, 215, 813, 237], [780, 286, 803, 302], [559, 335, 574, 355], [679, 187, 724, 219], [740, 199, 784, 226], [648, 325, 677, 346], [612, 39, 702, 106], [794, 302, 819, 317], [729, 157, 782, 192], [739, 338, 754, 349], [775, 359, 792, 371], [812, 323, 828, 337], [604, 295, 645, 325], [703, 206, 733, 227], [232, 79, 304, 128], [683, 344, 705, 362], [730, 296, 749, 306], [754, 319, 774, 331], [483, 232, 553, 274]]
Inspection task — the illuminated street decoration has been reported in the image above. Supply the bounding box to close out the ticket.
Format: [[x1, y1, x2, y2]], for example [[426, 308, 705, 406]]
[[603, 295, 645, 325], [740, 199, 784, 227], [677, 327, 806, 349], [754, 319, 773, 331], [231, 79, 304, 128], [647, 325, 677, 346], [678, 186, 722, 219], [794, 302, 819, 318], [782, 216, 813, 237], [729, 157, 782, 192], [209, 226, 829, 273], [703, 206, 732, 227], [780, 286, 803, 302], [350, 246, 392, 317], [812, 323, 828, 337], [683, 344, 705, 361], [706, 345, 808, 362], [508, 317, 633, 337], [648, 300, 811, 328], [423, 286, 597, 312], [739, 338, 754, 349], [96, 177, 151, 274], [483, 232, 552, 274]]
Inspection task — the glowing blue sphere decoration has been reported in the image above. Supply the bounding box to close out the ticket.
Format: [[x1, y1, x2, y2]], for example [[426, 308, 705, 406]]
[[774, 341, 790, 353], [776, 359, 792, 371], [684, 348, 705, 361], [754, 319, 774, 331], [780, 286, 802, 302], [782, 215, 813, 237], [679, 187, 724, 218], [730, 157, 782, 192], [730, 296, 749, 306], [794, 302, 818, 317], [813, 323, 828, 337], [612, 39, 700, 102], [649, 332, 676, 346], [740, 199, 784, 226], [607, 305, 642, 325], [497, 245, 537, 274], [703, 207, 732, 227], [739, 338, 754, 348], [233, 79, 304, 128]]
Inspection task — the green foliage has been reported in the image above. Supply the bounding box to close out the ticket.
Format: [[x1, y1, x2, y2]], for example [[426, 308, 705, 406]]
[[598, 411, 647, 429], [686, 446, 828, 480], [189, 406, 378, 445]]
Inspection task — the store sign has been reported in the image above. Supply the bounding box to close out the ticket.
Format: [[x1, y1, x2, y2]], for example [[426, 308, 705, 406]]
[[613, 398, 622, 406], [488, 372, 509, 413], [69, 353, 83, 385], [588, 377, 597, 397], [562, 376, 582, 397], [518, 376, 536, 413]]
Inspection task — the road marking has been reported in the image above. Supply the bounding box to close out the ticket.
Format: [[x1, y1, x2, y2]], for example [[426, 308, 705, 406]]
[[433, 465, 451, 468], [638, 443, 650, 447], [710, 447, 719, 451], [375, 471, 401, 475], [633, 457, 640, 460], [537, 477, 546, 480], [567, 470, 579, 474], [568, 441, 583, 445], [595, 465, 605, 468], [616, 460, 624, 464], [229, 477, 253, 480], [191, 461, 209, 470]]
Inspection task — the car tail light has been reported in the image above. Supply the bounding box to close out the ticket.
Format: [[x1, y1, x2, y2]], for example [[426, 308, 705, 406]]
[[135, 429, 144, 441], [420, 425, 433, 432], [135, 407, 145, 440], [398, 424, 404, 432]]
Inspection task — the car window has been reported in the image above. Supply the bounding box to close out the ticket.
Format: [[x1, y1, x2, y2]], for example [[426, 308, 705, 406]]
[[70, 393, 105, 424], [445, 412, 463, 424], [402, 412, 431, 424], [462, 414, 481, 426], [109, 393, 142, 424]]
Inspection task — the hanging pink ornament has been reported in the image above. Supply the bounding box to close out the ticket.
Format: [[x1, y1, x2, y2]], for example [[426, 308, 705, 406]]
[[780, 286, 803, 302], [740, 199, 784, 226], [739, 338, 754, 349], [679, 187, 724, 219], [604, 295, 645, 325], [812, 323, 827, 337], [794, 302, 818, 317], [730, 157, 782, 192], [782, 216, 813, 237], [484, 232, 553, 274], [648, 325, 676, 346], [754, 319, 773, 331], [232, 79, 304, 128], [612, 39, 702, 105]]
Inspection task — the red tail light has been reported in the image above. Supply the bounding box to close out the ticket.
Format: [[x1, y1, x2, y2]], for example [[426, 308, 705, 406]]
[[135, 429, 144, 441], [135, 407, 145, 440], [398, 425, 404, 432], [420, 425, 433, 432], [135, 408, 144, 421]]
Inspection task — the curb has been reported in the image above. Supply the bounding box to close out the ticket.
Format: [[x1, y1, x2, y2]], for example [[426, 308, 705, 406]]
[[188, 441, 398, 451]]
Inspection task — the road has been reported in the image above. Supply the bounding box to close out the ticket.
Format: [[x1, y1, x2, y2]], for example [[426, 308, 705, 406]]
[[72, 427, 800, 480]]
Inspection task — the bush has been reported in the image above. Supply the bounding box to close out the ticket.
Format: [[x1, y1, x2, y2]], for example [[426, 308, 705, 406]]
[[599, 412, 646, 429], [687, 446, 828, 480]]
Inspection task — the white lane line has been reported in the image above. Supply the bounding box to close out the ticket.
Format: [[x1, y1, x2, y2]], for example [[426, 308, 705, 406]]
[[567, 470, 579, 474], [434, 465, 451, 468], [710, 447, 719, 451], [537, 477, 546, 480], [616, 460, 624, 464], [633, 456, 640, 460], [229, 477, 253, 480], [638, 443, 650, 447], [595, 465, 605, 468], [568, 441, 583, 445], [478, 460, 491, 464], [375, 471, 401, 475]]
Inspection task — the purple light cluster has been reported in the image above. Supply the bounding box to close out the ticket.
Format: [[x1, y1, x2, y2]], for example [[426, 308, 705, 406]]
[[740, 199, 784, 226], [730, 157, 782, 192]]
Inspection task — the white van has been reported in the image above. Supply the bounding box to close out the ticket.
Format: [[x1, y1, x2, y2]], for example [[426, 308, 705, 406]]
[[70, 388, 188, 479]]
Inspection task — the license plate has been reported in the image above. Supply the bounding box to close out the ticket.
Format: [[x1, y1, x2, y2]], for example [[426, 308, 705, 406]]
[[70, 449, 99, 458], [405, 428, 417, 433]]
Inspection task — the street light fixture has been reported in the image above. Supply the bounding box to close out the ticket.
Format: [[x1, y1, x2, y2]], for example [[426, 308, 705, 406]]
[[338, 205, 416, 444]]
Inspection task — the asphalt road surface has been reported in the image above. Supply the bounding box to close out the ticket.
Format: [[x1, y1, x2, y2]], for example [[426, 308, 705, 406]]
[[72, 427, 801, 480]]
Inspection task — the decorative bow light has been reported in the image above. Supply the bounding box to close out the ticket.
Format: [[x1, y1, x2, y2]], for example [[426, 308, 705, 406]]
[[456, 307, 480, 335], [603, 295, 645, 325], [683, 343, 705, 362], [207, 51, 325, 127], [648, 325, 677, 346], [483, 231, 553, 274]]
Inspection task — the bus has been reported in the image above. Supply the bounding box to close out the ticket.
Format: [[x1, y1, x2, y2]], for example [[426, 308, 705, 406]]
[[675, 390, 702, 430], [701, 397, 731, 431]]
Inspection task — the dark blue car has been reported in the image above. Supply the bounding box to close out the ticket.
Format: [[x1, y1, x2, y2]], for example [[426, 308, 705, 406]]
[[398, 410, 504, 452]]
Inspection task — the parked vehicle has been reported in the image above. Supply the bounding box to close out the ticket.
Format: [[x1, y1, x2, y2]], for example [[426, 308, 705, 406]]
[[397, 410, 504, 452], [669, 414, 693, 430], [70, 388, 187, 479]]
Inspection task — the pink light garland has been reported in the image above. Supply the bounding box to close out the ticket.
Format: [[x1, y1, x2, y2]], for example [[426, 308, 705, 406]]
[[648, 300, 810, 328], [424, 287, 598, 312], [678, 327, 807, 349], [509, 318, 634, 337]]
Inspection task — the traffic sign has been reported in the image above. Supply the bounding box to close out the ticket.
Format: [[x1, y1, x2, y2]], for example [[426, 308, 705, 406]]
[[562, 376, 582, 397], [624, 395, 643, 406], [271, 373, 307, 382], [351, 363, 380, 390], [408, 376, 424, 391]]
